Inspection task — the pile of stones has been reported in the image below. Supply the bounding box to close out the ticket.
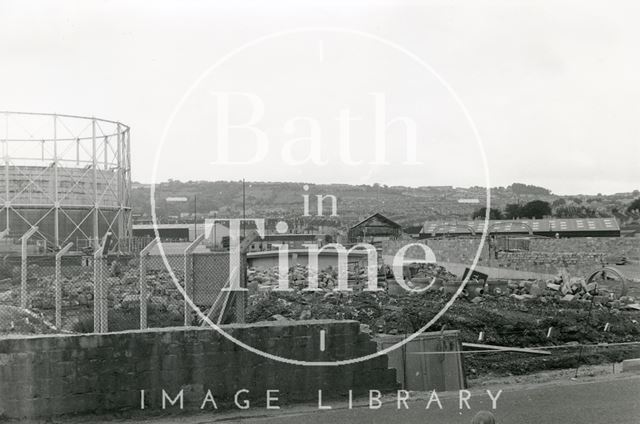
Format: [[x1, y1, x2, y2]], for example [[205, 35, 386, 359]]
[[247, 264, 372, 291], [484, 274, 639, 310], [0, 266, 184, 315]]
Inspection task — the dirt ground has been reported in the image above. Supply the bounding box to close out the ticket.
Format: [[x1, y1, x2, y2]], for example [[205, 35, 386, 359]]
[[247, 281, 640, 378]]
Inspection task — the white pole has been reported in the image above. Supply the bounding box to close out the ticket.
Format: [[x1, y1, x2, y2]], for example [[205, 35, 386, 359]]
[[93, 232, 111, 333], [55, 242, 73, 328], [53, 114, 59, 248], [183, 234, 205, 326], [139, 237, 159, 329], [20, 226, 38, 309]]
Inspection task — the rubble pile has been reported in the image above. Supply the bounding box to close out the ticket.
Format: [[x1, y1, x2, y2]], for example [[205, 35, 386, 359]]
[[247, 264, 373, 291], [246, 263, 457, 324], [484, 275, 639, 310], [0, 305, 58, 335], [247, 262, 456, 292], [0, 266, 184, 319], [398, 262, 457, 282], [126, 271, 184, 315]]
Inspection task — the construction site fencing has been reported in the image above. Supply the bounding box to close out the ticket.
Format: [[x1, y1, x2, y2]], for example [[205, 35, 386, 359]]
[[137, 237, 243, 330], [138, 250, 185, 330], [0, 233, 247, 336], [191, 250, 241, 325], [0, 247, 95, 334]]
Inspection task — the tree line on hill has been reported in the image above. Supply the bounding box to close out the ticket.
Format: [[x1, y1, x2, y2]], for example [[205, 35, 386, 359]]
[[472, 197, 640, 221], [130, 179, 639, 225]]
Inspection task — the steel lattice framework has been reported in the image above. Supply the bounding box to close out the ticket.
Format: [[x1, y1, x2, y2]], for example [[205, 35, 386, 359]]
[[0, 111, 132, 252]]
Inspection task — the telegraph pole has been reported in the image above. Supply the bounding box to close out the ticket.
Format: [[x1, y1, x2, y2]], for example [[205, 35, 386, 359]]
[[242, 179, 246, 238], [193, 195, 197, 238]]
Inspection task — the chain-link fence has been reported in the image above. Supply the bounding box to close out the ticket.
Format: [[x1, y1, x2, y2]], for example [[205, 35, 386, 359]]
[[0, 233, 245, 336], [138, 238, 243, 330], [191, 250, 240, 325], [0, 245, 95, 334], [139, 250, 185, 330]]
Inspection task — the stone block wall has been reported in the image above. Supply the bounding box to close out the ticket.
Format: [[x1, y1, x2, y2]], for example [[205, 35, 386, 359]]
[[383, 237, 638, 277], [529, 238, 639, 260], [0, 320, 397, 419], [494, 251, 602, 276], [382, 239, 488, 264], [496, 238, 639, 276]]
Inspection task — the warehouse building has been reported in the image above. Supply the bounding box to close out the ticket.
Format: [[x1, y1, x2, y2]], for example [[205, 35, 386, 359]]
[[420, 218, 620, 238], [348, 213, 403, 242]]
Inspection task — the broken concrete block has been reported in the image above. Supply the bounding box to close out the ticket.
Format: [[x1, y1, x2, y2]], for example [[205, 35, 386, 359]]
[[530, 282, 544, 297], [560, 294, 575, 302], [592, 295, 608, 305]]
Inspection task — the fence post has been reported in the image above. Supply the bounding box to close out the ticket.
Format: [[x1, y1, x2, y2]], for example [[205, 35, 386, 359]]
[[20, 226, 38, 309], [139, 238, 158, 330], [55, 242, 73, 329], [184, 234, 205, 326], [93, 232, 112, 333], [234, 251, 247, 324]]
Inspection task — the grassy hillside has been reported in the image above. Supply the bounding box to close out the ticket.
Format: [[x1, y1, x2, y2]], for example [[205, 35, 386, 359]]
[[132, 181, 639, 227]]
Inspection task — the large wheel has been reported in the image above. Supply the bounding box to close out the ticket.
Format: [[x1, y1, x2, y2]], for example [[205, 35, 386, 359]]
[[586, 266, 628, 298]]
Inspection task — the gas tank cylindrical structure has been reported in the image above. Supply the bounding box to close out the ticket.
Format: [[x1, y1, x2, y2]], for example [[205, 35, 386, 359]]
[[0, 111, 132, 253]]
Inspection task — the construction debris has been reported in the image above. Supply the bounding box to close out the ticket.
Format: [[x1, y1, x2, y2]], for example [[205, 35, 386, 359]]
[[462, 342, 551, 355]]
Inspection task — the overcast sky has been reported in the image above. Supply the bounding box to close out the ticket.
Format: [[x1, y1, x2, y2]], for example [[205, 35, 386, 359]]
[[1, 0, 639, 195]]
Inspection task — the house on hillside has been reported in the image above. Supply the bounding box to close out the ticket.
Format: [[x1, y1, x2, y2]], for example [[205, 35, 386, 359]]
[[348, 213, 403, 243]]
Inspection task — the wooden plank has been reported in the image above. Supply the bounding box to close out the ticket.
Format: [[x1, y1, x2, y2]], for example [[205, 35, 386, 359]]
[[462, 342, 551, 355]]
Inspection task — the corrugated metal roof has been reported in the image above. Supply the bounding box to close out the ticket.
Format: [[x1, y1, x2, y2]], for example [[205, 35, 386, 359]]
[[422, 218, 620, 235]]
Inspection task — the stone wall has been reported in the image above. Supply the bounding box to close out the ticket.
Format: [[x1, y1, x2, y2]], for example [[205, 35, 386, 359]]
[[529, 238, 640, 260], [496, 238, 639, 276], [382, 238, 489, 264], [494, 251, 602, 276], [0, 320, 397, 419], [382, 237, 638, 277]]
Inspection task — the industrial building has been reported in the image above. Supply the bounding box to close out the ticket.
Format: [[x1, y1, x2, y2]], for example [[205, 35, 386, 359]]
[[0, 112, 132, 253], [348, 213, 403, 242], [420, 218, 621, 238], [133, 223, 196, 241]]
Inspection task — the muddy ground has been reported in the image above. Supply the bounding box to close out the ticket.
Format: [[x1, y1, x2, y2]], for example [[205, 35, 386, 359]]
[[247, 288, 640, 378]]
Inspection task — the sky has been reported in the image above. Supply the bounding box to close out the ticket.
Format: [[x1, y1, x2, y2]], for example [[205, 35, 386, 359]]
[[1, 0, 639, 195]]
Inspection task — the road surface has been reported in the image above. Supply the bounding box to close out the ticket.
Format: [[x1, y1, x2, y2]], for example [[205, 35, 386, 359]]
[[234, 375, 639, 424], [87, 374, 640, 424]]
